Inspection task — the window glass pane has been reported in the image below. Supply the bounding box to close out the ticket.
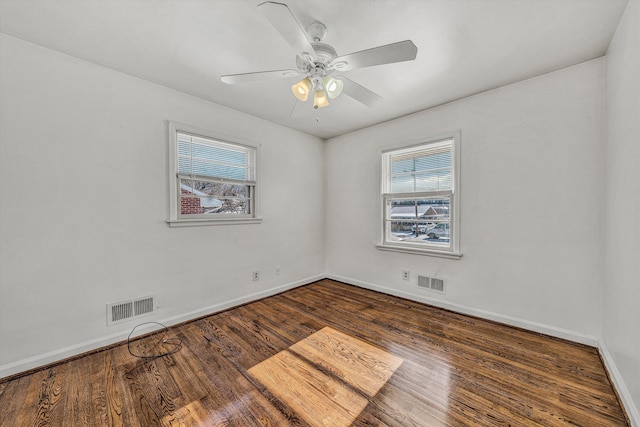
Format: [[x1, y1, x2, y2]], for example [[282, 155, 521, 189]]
[[386, 198, 449, 220], [385, 197, 451, 247], [424, 222, 450, 244], [386, 220, 436, 240], [179, 179, 251, 217], [180, 196, 216, 215], [180, 197, 249, 216], [218, 198, 249, 215], [387, 220, 416, 242], [180, 179, 248, 198]]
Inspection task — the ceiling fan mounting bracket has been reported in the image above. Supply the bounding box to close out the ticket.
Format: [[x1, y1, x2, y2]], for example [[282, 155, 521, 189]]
[[307, 21, 327, 42]]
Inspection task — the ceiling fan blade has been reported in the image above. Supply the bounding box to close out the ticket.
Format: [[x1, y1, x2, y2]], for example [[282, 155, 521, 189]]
[[258, 1, 317, 61], [330, 40, 417, 72], [221, 69, 300, 84], [338, 76, 383, 107]]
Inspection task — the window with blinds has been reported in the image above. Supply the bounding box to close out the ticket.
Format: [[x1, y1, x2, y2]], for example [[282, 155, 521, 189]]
[[380, 135, 460, 256], [167, 123, 258, 224]]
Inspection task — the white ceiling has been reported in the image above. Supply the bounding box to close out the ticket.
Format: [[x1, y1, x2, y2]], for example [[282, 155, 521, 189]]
[[0, 0, 628, 139]]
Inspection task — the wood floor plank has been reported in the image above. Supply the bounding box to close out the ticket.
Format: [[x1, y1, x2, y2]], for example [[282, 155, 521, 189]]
[[250, 349, 368, 427], [0, 375, 31, 423], [290, 327, 403, 397], [108, 345, 144, 427], [62, 357, 94, 426], [0, 279, 629, 426], [177, 322, 298, 426], [282, 281, 629, 425]]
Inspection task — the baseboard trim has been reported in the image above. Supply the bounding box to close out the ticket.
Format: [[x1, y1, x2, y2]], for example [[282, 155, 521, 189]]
[[4, 273, 635, 425], [327, 274, 600, 347], [599, 342, 640, 427], [0, 274, 324, 381]]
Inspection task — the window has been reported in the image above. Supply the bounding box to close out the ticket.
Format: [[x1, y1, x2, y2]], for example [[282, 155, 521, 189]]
[[167, 122, 259, 226], [379, 134, 461, 258]]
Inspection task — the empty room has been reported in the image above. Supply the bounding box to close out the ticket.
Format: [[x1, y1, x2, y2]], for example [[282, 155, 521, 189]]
[[0, 0, 638, 425]]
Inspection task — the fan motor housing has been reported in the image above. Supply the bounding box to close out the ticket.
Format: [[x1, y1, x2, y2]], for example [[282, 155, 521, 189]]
[[312, 42, 338, 66]]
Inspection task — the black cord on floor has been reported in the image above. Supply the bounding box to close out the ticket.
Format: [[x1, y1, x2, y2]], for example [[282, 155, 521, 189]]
[[127, 322, 182, 359]]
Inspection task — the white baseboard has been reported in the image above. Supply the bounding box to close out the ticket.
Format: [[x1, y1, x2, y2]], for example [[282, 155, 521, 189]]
[[4, 273, 635, 425], [330, 273, 638, 424], [0, 274, 324, 380], [326, 274, 600, 347], [599, 342, 640, 427]]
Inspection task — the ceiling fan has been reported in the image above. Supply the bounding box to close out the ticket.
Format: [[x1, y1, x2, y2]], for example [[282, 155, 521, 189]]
[[221, 1, 418, 110]]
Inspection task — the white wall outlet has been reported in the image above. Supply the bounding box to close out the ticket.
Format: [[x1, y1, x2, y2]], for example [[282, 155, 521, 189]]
[[402, 270, 410, 281], [252, 271, 260, 281], [276, 265, 280, 275]]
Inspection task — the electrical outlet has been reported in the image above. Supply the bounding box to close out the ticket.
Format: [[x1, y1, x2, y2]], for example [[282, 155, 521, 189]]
[[252, 271, 260, 281], [276, 265, 280, 275], [402, 270, 410, 281]]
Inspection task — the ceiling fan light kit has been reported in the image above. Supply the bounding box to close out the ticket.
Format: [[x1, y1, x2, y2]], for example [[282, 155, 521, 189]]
[[291, 66, 342, 108], [323, 76, 343, 99], [292, 77, 312, 101], [221, 1, 418, 111], [313, 89, 330, 109]]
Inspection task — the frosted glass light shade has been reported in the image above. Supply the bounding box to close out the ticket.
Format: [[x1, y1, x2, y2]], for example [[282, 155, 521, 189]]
[[323, 76, 343, 99], [313, 89, 329, 109], [291, 78, 312, 101]]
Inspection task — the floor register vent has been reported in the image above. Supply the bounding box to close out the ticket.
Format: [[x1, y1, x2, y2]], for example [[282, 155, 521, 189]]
[[107, 296, 155, 326], [417, 275, 446, 294]]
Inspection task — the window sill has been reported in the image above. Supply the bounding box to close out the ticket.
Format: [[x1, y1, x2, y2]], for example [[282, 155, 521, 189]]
[[167, 217, 263, 227], [376, 244, 462, 259]]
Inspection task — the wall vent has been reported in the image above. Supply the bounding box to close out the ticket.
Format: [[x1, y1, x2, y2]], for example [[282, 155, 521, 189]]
[[417, 275, 446, 294], [107, 296, 155, 326]]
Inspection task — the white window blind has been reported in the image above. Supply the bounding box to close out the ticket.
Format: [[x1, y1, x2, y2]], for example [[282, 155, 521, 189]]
[[384, 139, 453, 195], [177, 132, 255, 184]]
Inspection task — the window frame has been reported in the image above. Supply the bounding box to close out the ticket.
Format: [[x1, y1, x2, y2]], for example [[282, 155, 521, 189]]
[[166, 121, 261, 227], [377, 132, 461, 259]]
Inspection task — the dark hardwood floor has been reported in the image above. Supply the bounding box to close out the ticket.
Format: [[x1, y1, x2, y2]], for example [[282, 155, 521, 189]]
[[0, 279, 629, 426]]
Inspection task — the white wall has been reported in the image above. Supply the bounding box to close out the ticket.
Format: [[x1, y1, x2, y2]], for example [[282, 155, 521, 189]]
[[603, 1, 640, 424], [1, 16, 637, 422], [0, 34, 325, 377], [325, 59, 606, 344]]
